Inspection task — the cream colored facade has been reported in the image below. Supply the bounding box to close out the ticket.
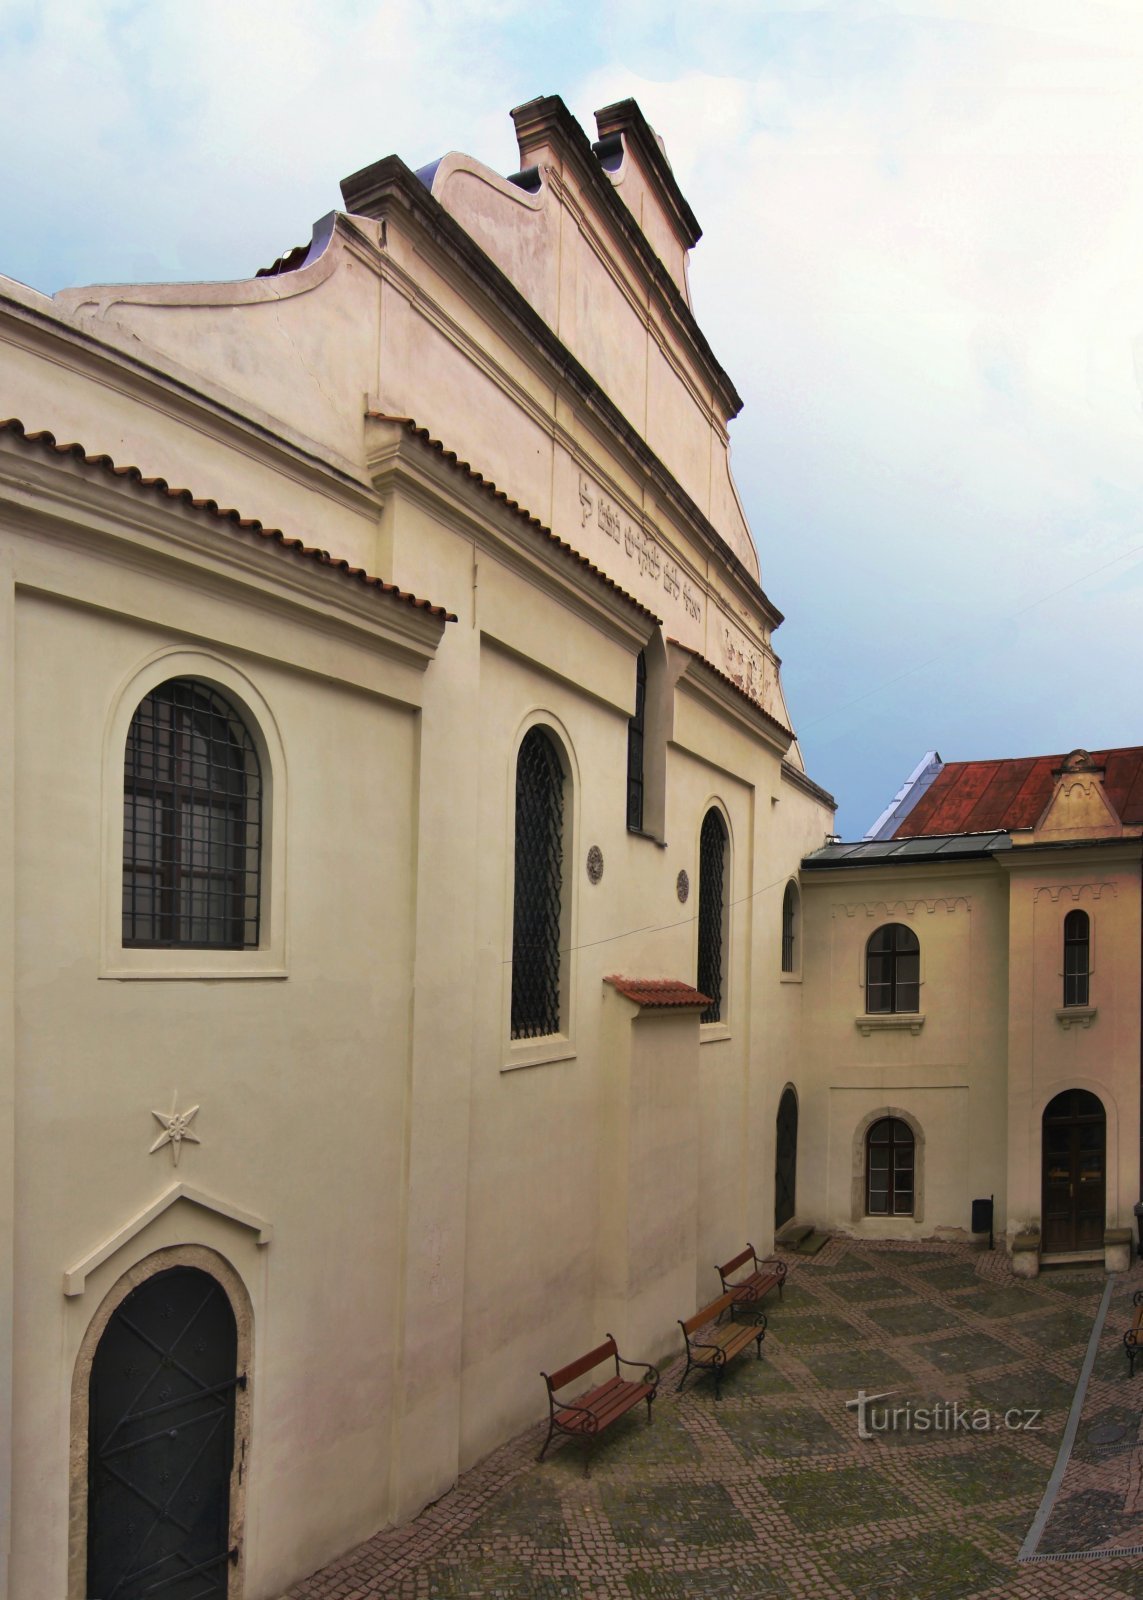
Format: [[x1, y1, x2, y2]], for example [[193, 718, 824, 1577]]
[[797, 754, 1142, 1257], [0, 97, 834, 1598]]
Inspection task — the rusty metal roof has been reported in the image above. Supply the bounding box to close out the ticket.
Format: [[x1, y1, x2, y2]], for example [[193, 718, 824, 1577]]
[[894, 747, 1143, 837], [368, 413, 662, 624], [604, 976, 712, 1008], [0, 418, 456, 621]]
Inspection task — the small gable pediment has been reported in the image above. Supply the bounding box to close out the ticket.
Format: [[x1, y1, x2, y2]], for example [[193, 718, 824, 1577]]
[[1033, 753, 1123, 841]]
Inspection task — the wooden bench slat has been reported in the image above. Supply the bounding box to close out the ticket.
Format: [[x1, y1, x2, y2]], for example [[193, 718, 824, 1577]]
[[547, 1338, 617, 1394]]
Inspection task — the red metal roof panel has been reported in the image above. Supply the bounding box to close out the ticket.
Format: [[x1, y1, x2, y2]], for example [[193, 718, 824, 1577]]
[[894, 747, 1143, 836]]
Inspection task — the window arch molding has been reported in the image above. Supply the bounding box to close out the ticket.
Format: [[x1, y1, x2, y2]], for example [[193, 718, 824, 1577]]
[[101, 649, 287, 979], [503, 708, 580, 1067], [695, 798, 733, 1030], [850, 1106, 926, 1225]]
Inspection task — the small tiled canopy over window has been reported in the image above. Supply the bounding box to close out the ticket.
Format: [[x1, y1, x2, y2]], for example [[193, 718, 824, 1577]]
[[123, 679, 262, 948], [626, 650, 647, 831], [511, 727, 565, 1039], [1063, 909, 1090, 1007], [697, 808, 728, 1024], [865, 923, 919, 1014], [781, 882, 798, 973], [867, 1116, 915, 1216]]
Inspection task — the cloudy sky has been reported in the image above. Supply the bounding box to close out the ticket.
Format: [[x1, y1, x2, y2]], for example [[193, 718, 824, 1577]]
[[4, 0, 1143, 836]]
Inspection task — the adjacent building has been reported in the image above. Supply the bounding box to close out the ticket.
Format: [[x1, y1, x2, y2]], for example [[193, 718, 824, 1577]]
[[798, 747, 1143, 1261]]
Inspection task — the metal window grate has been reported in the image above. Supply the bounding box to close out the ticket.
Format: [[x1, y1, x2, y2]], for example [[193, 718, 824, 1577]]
[[626, 650, 646, 831], [781, 882, 797, 973], [511, 728, 564, 1039], [698, 808, 726, 1023], [123, 679, 261, 949], [1063, 909, 1090, 1007]]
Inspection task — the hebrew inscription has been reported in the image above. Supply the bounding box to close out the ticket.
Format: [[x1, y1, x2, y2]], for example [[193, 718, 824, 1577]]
[[578, 473, 703, 621]]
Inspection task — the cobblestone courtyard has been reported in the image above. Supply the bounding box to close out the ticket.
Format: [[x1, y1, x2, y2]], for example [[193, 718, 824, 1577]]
[[282, 1239, 1143, 1599]]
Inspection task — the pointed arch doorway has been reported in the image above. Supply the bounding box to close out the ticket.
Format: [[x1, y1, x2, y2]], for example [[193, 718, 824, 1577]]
[[1042, 1089, 1106, 1253], [87, 1265, 243, 1600], [775, 1087, 799, 1231]]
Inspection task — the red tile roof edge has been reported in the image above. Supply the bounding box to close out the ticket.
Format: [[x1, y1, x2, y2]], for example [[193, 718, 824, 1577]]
[[0, 418, 457, 621], [667, 637, 794, 739], [370, 413, 662, 625], [604, 975, 712, 1008]]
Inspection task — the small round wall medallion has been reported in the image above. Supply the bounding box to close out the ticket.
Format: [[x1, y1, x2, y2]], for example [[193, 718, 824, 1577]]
[[586, 845, 604, 884], [676, 869, 690, 904]]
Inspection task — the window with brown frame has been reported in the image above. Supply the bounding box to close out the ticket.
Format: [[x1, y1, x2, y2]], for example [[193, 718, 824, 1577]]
[[123, 679, 262, 949], [1063, 909, 1090, 1007], [866, 1117, 915, 1216], [865, 923, 919, 1013]]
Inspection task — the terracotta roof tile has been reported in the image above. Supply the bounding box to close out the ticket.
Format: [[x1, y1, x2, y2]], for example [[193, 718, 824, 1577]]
[[0, 418, 456, 621], [667, 637, 793, 740], [895, 746, 1143, 836], [370, 413, 661, 624], [604, 976, 712, 1008]]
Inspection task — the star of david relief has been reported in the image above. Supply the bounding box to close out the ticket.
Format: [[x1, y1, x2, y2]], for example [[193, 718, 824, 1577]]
[[149, 1091, 202, 1166]]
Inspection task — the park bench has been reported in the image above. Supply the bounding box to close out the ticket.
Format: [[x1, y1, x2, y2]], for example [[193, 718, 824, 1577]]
[[539, 1335, 659, 1471], [1123, 1289, 1143, 1376], [717, 1243, 787, 1311], [677, 1288, 766, 1398]]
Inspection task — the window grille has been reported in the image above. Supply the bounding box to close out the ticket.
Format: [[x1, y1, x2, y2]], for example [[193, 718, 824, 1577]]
[[698, 808, 727, 1023], [511, 728, 565, 1038], [1063, 909, 1090, 1006], [866, 1116, 915, 1215], [865, 923, 919, 1013], [123, 679, 261, 949], [626, 650, 646, 831], [781, 882, 797, 973]]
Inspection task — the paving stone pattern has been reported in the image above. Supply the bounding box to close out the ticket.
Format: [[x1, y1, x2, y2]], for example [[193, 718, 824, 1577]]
[[281, 1240, 1143, 1599]]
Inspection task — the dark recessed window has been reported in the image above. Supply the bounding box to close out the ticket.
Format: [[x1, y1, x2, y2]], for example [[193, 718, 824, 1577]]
[[867, 1116, 915, 1216], [698, 808, 728, 1024], [511, 727, 566, 1039], [123, 679, 261, 949], [781, 882, 798, 973], [1063, 909, 1090, 1007], [865, 923, 919, 1014], [626, 650, 646, 832]]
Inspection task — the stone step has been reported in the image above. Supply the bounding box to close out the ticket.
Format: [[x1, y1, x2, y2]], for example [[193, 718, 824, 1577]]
[[777, 1223, 814, 1248]]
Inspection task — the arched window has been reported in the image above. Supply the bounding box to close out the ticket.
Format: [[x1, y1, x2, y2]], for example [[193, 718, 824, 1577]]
[[1063, 910, 1090, 1007], [626, 650, 647, 831], [781, 882, 799, 973], [123, 679, 261, 949], [866, 1117, 915, 1216], [865, 923, 919, 1014], [511, 727, 566, 1039], [698, 807, 728, 1024]]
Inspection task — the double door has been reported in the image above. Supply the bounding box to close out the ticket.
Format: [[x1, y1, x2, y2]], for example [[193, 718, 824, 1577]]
[[1042, 1089, 1105, 1253]]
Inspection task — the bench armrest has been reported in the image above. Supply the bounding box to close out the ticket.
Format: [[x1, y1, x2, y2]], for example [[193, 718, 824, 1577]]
[[545, 1395, 601, 1433], [1133, 1289, 1143, 1308], [606, 1335, 660, 1388]]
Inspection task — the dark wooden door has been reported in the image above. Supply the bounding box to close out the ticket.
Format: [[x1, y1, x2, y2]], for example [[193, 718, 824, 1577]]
[[1042, 1089, 1105, 1253], [88, 1267, 240, 1600], [775, 1088, 798, 1230]]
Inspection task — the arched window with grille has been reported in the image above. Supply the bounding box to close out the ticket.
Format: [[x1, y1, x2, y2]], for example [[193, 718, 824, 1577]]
[[781, 882, 799, 973], [511, 727, 567, 1039], [865, 923, 919, 1014], [1063, 910, 1090, 1007], [626, 650, 647, 832], [866, 1117, 915, 1216], [123, 679, 262, 949], [697, 807, 728, 1024]]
